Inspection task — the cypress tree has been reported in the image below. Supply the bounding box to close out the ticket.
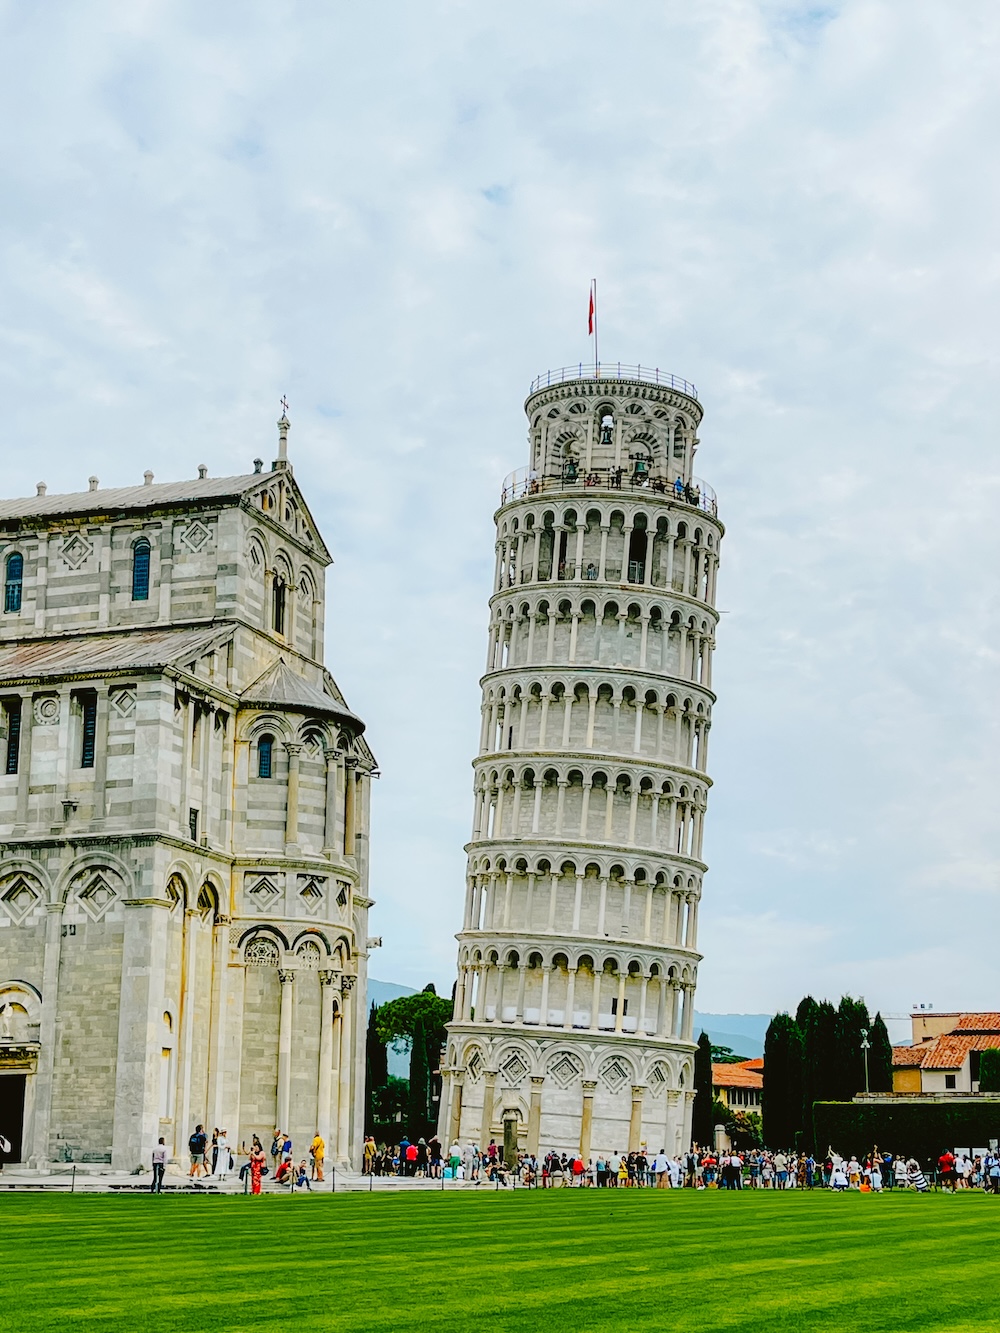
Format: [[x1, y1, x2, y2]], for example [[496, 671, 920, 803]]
[[795, 996, 820, 1150], [365, 1002, 388, 1136], [979, 1048, 1000, 1093], [408, 1015, 430, 1140], [693, 1031, 715, 1147], [834, 996, 871, 1100], [868, 1012, 893, 1093], [762, 1013, 804, 1148], [812, 1000, 839, 1102]]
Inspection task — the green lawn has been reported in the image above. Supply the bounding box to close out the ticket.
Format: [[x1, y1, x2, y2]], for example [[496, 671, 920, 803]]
[[1, 1188, 994, 1332]]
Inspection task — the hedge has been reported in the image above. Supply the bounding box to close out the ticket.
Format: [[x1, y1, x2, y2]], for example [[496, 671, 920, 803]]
[[813, 1100, 1000, 1165]]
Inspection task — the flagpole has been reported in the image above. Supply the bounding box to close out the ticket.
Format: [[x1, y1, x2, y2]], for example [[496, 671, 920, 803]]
[[592, 279, 598, 377]]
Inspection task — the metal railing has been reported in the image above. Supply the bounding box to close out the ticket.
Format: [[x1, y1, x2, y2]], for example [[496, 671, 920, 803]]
[[500, 466, 718, 516], [528, 364, 698, 398]]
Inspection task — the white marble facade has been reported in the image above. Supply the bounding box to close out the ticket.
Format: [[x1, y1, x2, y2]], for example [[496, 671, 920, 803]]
[[0, 417, 375, 1169], [440, 368, 722, 1160]]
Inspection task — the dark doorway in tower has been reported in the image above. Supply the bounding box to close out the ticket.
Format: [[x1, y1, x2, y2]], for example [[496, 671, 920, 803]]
[[627, 528, 647, 584], [0, 1074, 26, 1163]]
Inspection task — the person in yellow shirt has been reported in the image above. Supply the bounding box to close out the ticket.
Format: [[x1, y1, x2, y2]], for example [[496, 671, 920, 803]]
[[309, 1133, 325, 1182]]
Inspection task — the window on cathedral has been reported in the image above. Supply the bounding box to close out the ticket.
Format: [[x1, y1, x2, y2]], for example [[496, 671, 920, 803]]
[[3, 700, 21, 775], [188, 807, 199, 841], [4, 553, 23, 613], [131, 538, 151, 601], [79, 691, 97, 768], [257, 734, 274, 778], [272, 576, 286, 634]]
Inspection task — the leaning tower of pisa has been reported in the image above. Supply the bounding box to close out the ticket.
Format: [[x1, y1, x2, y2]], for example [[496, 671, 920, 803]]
[[438, 364, 723, 1161]]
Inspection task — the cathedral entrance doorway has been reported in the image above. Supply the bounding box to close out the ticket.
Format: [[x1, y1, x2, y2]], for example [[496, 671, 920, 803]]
[[0, 1074, 26, 1163]]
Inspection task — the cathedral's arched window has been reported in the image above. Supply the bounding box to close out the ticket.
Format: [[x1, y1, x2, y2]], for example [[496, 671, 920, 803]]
[[131, 538, 151, 601], [272, 576, 286, 635], [257, 734, 274, 779], [4, 553, 23, 614]]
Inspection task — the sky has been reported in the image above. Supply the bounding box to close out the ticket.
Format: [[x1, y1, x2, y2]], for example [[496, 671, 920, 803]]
[[1, 0, 999, 1020]]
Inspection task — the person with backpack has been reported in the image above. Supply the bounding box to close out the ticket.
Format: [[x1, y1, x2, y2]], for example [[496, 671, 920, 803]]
[[188, 1124, 208, 1178]]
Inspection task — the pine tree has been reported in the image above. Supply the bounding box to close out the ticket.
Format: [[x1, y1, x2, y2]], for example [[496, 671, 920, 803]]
[[868, 1013, 893, 1093], [693, 1031, 715, 1147], [365, 1002, 388, 1136], [762, 1013, 804, 1148]]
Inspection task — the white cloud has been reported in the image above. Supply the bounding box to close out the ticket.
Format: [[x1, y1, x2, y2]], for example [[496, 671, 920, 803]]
[[1, 0, 999, 1010]]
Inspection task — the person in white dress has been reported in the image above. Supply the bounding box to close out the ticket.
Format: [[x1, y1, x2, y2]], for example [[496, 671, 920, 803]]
[[214, 1129, 230, 1180]]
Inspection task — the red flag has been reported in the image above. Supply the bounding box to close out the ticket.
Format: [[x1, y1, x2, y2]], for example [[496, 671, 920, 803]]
[[588, 284, 595, 335]]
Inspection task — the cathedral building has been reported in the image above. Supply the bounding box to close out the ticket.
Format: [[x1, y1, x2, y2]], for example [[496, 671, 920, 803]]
[[440, 365, 722, 1159], [0, 414, 375, 1170]]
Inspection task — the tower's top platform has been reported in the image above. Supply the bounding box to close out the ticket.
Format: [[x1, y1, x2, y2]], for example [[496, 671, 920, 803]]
[[527, 363, 698, 400]]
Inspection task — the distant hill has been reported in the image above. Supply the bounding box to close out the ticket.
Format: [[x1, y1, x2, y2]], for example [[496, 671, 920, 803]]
[[694, 1013, 770, 1060]]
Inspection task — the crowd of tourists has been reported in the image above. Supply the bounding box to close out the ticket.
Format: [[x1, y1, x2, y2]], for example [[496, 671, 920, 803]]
[[358, 1139, 1000, 1192], [151, 1124, 328, 1193], [155, 1127, 1000, 1194]]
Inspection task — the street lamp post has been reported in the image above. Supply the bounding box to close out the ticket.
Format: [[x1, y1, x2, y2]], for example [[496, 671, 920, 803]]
[[861, 1029, 871, 1094]]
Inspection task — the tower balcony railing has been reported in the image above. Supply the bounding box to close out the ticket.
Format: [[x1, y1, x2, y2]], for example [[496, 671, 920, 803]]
[[528, 364, 698, 398], [501, 466, 718, 517]]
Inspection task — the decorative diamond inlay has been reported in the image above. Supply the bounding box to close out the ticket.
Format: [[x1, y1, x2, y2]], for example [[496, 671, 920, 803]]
[[599, 1057, 630, 1094], [0, 876, 40, 924], [500, 1051, 529, 1085], [109, 687, 136, 717], [246, 875, 279, 907], [61, 533, 92, 570], [548, 1053, 582, 1088], [465, 1050, 483, 1083], [78, 873, 117, 920], [179, 520, 212, 552]]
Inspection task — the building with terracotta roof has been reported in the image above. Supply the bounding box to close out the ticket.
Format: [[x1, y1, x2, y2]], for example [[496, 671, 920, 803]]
[[712, 1059, 762, 1110], [892, 1013, 1000, 1095]]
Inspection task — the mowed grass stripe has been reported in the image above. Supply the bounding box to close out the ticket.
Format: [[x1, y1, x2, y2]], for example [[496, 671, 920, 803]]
[[2, 1190, 996, 1332]]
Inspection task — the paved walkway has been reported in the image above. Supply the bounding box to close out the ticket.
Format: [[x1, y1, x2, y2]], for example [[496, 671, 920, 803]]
[[0, 1165, 501, 1194]]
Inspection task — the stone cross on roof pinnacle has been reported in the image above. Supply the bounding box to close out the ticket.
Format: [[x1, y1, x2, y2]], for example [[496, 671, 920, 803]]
[[276, 396, 290, 467]]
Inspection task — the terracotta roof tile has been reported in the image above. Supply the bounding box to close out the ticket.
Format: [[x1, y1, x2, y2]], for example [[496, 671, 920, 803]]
[[892, 1045, 925, 1068], [953, 1013, 1000, 1033], [712, 1063, 763, 1089], [919, 1034, 1000, 1071]]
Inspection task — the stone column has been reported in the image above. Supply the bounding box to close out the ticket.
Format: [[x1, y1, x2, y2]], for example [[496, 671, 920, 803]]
[[28, 901, 64, 1164], [448, 1073, 464, 1145], [283, 743, 302, 848], [329, 999, 342, 1155], [579, 1081, 597, 1160], [670, 981, 683, 1040], [527, 1076, 544, 1156], [481, 1070, 497, 1142], [177, 908, 199, 1145], [316, 970, 337, 1149], [337, 975, 355, 1162], [277, 969, 295, 1134], [14, 693, 32, 832], [344, 756, 358, 856], [563, 968, 576, 1030], [614, 971, 627, 1033], [206, 915, 231, 1133], [323, 748, 341, 852], [111, 899, 170, 1170], [629, 1085, 646, 1151], [92, 687, 111, 821]]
